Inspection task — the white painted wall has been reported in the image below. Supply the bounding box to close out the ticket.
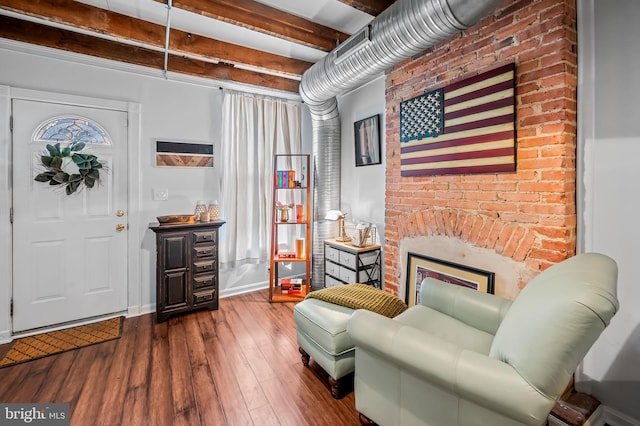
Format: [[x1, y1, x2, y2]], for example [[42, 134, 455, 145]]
[[577, 0, 640, 421], [337, 75, 386, 245], [0, 41, 303, 337]]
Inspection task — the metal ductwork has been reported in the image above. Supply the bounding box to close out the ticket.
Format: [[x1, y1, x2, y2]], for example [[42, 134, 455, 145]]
[[300, 0, 503, 288]]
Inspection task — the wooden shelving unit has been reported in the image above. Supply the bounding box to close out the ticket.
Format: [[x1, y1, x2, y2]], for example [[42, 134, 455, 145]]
[[268, 154, 311, 302]]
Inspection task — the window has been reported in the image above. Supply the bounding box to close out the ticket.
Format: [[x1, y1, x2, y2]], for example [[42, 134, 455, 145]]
[[33, 116, 111, 145]]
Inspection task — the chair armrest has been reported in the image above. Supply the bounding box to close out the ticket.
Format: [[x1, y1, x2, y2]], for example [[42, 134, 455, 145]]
[[348, 309, 554, 425], [454, 350, 556, 425], [420, 278, 512, 335]]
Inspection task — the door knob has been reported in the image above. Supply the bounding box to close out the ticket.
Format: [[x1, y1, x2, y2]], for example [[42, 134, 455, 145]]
[[116, 224, 126, 231], [116, 210, 125, 217]]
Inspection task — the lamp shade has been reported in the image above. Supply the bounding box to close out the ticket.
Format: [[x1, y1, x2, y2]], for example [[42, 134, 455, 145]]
[[325, 210, 344, 221]]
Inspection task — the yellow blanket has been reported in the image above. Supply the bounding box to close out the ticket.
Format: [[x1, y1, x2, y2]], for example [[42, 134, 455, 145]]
[[305, 283, 408, 318]]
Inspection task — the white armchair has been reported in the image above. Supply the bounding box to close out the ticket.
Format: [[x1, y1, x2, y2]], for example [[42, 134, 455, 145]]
[[347, 253, 619, 426]]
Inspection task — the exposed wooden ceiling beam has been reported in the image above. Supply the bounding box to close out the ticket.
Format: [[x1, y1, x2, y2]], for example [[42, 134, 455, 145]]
[[337, 0, 395, 16], [0, 0, 312, 77], [154, 0, 349, 52], [0, 15, 300, 93]]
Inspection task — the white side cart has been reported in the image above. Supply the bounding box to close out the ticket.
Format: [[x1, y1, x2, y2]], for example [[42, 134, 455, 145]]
[[324, 238, 381, 288]]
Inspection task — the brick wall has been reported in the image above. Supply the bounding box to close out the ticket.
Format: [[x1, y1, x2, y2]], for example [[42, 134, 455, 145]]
[[383, 0, 578, 297]]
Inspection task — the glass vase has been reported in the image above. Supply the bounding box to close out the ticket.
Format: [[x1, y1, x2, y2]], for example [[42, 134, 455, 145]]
[[194, 200, 207, 217], [208, 201, 220, 220]]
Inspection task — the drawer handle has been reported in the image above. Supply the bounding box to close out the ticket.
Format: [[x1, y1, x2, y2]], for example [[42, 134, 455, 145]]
[[194, 232, 215, 243]]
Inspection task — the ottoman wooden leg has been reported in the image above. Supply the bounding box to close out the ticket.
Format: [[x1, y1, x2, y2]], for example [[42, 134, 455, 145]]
[[328, 373, 354, 399], [328, 377, 341, 399], [299, 346, 310, 367]]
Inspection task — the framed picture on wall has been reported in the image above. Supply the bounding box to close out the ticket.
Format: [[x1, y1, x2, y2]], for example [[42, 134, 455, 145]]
[[155, 140, 214, 168], [405, 253, 495, 307], [354, 114, 381, 166]]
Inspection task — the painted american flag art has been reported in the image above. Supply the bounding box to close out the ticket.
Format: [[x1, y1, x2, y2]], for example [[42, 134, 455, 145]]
[[400, 63, 516, 176]]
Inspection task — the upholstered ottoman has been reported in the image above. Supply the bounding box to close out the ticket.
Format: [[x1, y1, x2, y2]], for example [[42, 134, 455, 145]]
[[293, 298, 356, 398], [293, 284, 408, 399]]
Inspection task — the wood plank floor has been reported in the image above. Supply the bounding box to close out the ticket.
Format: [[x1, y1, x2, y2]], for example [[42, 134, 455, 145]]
[[0, 290, 360, 425]]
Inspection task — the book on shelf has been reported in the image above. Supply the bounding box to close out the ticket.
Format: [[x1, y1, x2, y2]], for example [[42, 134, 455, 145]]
[[280, 278, 305, 294], [275, 170, 296, 188], [277, 250, 296, 259], [281, 278, 304, 289]]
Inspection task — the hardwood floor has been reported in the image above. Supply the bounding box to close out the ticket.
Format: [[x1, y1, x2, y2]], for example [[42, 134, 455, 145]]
[[0, 290, 360, 425]]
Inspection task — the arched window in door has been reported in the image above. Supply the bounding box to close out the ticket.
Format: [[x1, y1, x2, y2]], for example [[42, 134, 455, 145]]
[[32, 116, 112, 145]]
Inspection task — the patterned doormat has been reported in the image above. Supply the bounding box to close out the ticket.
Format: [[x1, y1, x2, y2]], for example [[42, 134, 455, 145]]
[[0, 316, 124, 368]]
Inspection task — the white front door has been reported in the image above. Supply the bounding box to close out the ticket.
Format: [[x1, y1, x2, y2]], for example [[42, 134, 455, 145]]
[[12, 99, 128, 332]]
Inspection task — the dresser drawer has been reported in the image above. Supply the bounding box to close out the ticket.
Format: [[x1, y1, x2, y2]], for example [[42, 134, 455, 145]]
[[193, 260, 215, 274], [325, 260, 340, 277], [339, 266, 356, 283], [193, 245, 216, 259], [339, 266, 379, 284], [193, 231, 216, 244], [339, 249, 378, 268], [193, 274, 215, 289], [339, 250, 357, 269], [325, 275, 344, 288], [193, 289, 216, 304], [358, 250, 379, 266], [325, 246, 340, 263]]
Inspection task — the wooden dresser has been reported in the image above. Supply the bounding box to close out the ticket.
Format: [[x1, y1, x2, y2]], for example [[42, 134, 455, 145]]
[[150, 220, 225, 322]]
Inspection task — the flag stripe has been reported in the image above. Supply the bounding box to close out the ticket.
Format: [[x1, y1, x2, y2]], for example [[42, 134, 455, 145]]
[[445, 113, 514, 134], [445, 81, 514, 112], [402, 147, 515, 165], [402, 138, 514, 160], [445, 105, 514, 128], [401, 163, 515, 177], [446, 63, 515, 92], [445, 95, 514, 121], [401, 130, 514, 154], [402, 154, 515, 171]]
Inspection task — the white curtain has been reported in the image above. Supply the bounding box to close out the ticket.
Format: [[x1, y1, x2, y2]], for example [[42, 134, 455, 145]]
[[219, 90, 301, 267]]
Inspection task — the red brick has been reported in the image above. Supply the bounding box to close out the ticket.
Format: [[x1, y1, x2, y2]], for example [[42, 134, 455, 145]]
[[498, 213, 540, 224], [512, 231, 537, 262], [476, 219, 496, 248], [519, 203, 573, 215], [502, 225, 526, 257], [485, 222, 504, 249]]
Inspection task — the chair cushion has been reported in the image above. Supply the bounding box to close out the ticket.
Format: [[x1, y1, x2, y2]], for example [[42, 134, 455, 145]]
[[394, 304, 495, 355]]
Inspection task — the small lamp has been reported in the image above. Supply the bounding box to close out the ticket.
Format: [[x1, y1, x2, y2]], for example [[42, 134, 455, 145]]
[[325, 210, 352, 242]]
